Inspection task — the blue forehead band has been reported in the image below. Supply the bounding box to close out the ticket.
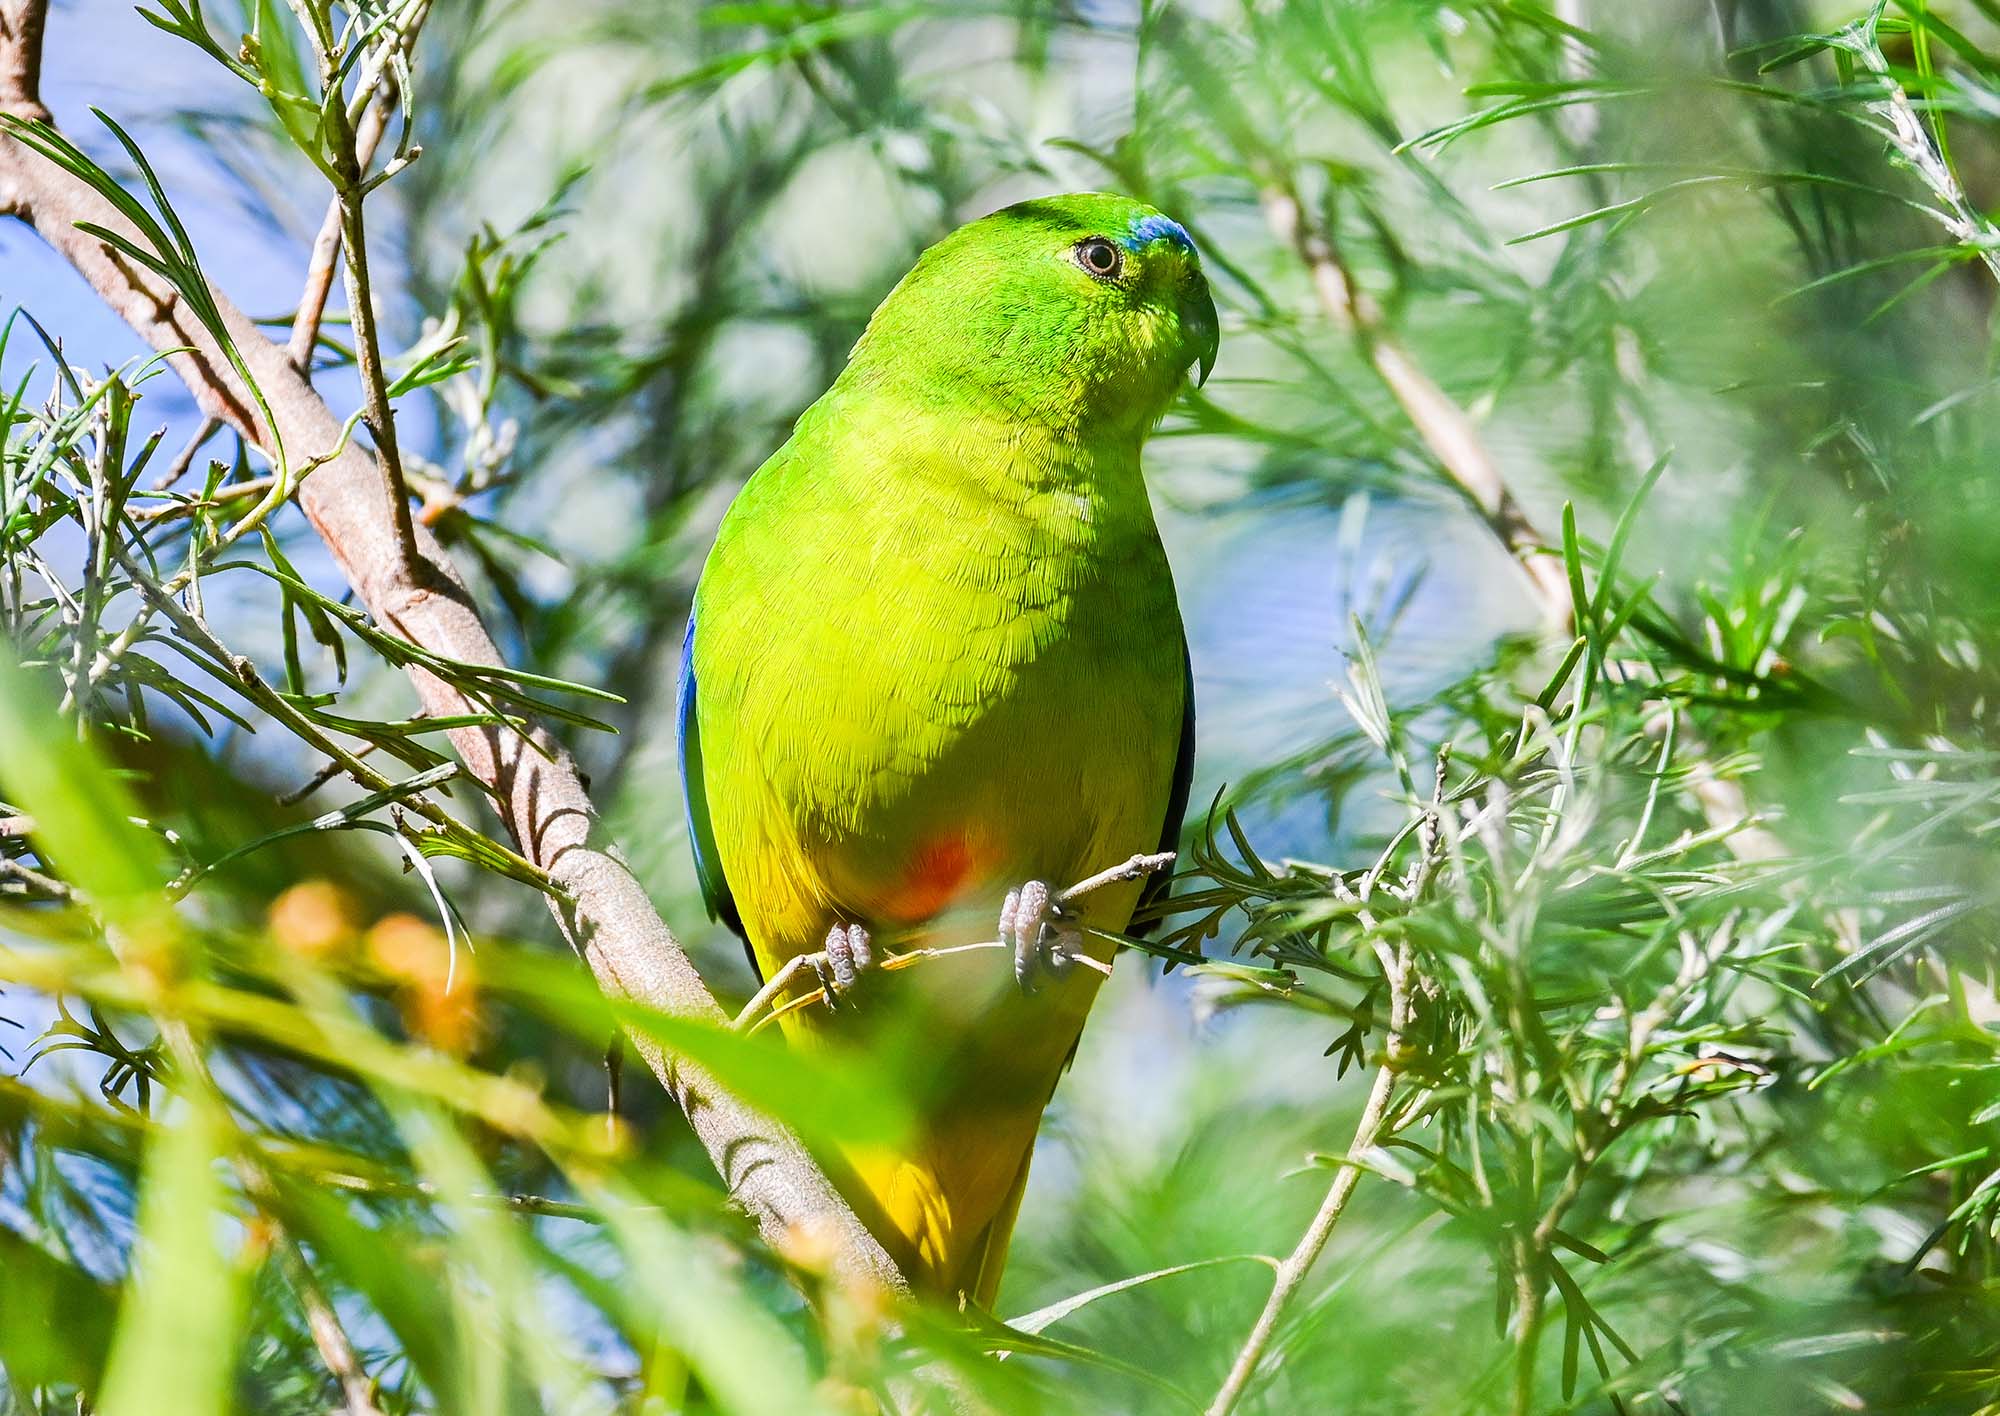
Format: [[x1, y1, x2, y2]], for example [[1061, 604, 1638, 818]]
[[1120, 213, 1197, 255]]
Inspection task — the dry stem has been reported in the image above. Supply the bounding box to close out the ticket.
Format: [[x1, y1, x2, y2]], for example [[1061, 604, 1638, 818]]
[[1261, 182, 1574, 629]]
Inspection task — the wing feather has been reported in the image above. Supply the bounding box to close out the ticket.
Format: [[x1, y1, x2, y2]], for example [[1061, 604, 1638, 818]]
[[1131, 634, 1195, 937], [677, 609, 749, 954]]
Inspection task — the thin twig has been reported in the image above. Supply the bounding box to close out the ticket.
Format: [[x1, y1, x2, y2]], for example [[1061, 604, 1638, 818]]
[[300, 2, 425, 580], [289, 93, 390, 371], [743, 939, 1116, 1037], [278, 721, 408, 807], [731, 952, 817, 1032], [1530, 928, 1716, 1253], [273, 1234, 387, 1416], [1205, 937, 1413, 1416], [1059, 849, 1177, 904], [1505, 927, 1727, 1414], [309, 1169, 606, 1222], [332, 184, 418, 574], [0, 853, 70, 899], [148, 413, 222, 490], [1261, 181, 1574, 628], [134, 474, 274, 523]]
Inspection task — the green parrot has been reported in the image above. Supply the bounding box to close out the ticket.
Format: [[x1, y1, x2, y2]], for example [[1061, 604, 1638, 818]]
[[678, 192, 1216, 1304]]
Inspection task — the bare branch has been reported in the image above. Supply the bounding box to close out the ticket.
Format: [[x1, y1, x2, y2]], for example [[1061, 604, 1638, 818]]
[[0, 0, 45, 127], [1058, 849, 1176, 905], [741, 937, 1116, 1037], [0, 852, 70, 900], [731, 852, 1173, 1032], [1261, 182, 1575, 629], [277, 717, 408, 806], [331, 152, 420, 578], [288, 0, 429, 576], [134, 473, 275, 523], [149, 414, 222, 491], [274, 1236, 388, 1416]]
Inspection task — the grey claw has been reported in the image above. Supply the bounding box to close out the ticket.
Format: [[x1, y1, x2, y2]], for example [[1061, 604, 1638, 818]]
[[809, 955, 839, 1006]]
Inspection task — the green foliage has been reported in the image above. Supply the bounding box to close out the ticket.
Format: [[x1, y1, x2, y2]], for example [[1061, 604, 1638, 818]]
[[10, 1, 2000, 1414]]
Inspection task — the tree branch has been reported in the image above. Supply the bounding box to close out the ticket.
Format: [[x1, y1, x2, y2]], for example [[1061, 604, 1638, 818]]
[[276, 1235, 388, 1416], [0, 0, 43, 127], [0, 0, 906, 1297]]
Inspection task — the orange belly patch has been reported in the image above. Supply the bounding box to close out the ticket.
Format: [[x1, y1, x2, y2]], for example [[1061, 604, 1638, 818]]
[[886, 834, 984, 922]]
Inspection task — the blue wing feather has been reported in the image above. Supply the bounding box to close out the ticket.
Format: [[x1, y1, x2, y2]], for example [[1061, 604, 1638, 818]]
[[1131, 635, 1195, 938], [677, 609, 745, 943]]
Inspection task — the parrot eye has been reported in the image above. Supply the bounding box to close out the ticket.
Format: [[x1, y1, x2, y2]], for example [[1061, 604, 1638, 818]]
[[1074, 237, 1124, 281]]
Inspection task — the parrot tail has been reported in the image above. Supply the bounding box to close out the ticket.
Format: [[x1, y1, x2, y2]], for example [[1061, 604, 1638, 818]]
[[843, 1104, 1044, 1306], [963, 1144, 1035, 1308]]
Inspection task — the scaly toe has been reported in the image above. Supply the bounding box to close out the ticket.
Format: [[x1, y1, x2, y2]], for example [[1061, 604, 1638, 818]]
[[1002, 879, 1062, 993], [820, 922, 875, 1004]]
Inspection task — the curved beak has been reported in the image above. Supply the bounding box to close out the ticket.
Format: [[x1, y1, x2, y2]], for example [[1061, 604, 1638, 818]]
[[1184, 274, 1219, 388]]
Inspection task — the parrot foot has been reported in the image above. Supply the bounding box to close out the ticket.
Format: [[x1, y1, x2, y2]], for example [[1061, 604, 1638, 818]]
[[812, 922, 875, 1005], [1000, 879, 1083, 994]]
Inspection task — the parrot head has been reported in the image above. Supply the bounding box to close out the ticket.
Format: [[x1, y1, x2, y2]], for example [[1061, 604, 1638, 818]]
[[846, 192, 1220, 435]]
